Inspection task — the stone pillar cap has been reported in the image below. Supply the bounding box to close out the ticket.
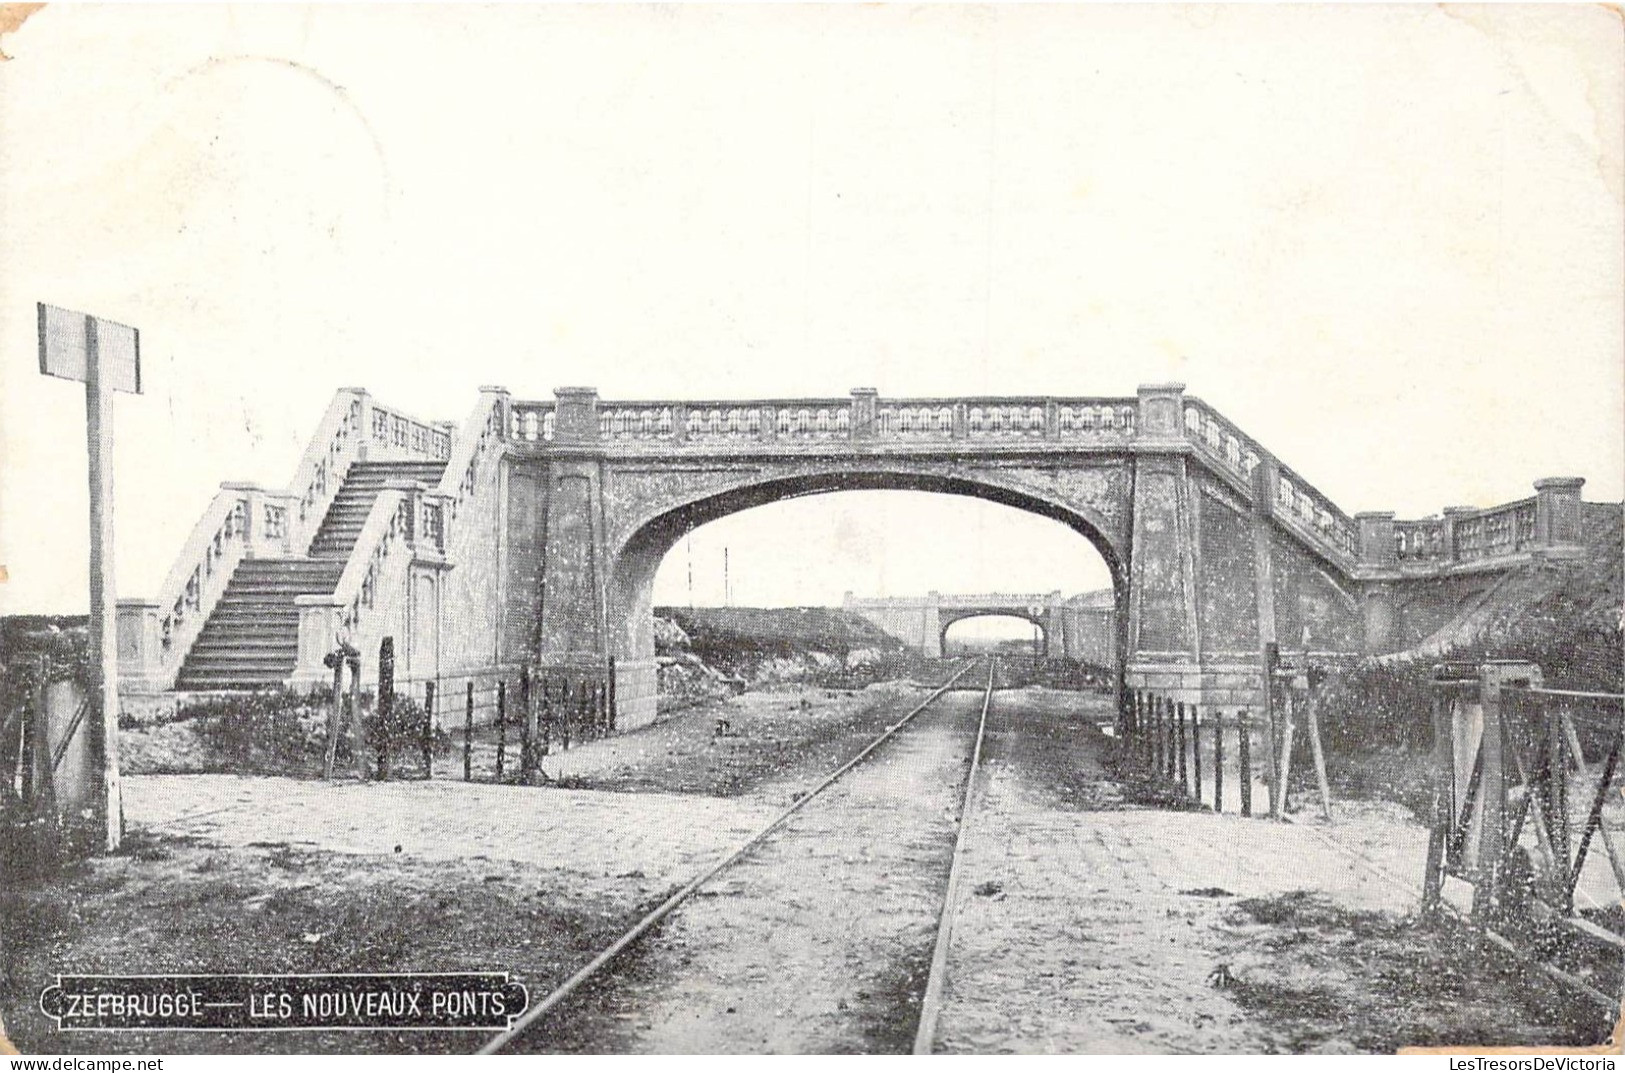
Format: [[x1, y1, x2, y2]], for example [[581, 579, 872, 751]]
[[1534, 477, 1586, 491], [1442, 505, 1478, 515], [1354, 510, 1395, 520], [1136, 382, 1187, 394], [479, 384, 511, 394], [850, 387, 879, 396], [555, 386, 599, 398]]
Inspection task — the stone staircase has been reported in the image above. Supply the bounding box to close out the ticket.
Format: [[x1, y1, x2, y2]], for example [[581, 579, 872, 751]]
[[174, 460, 447, 691], [307, 460, 447, 560]]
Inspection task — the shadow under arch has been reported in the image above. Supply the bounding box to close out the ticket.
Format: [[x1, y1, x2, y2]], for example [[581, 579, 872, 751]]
[[607, 469, 1128, 697], [940, 612, 1050, 657]]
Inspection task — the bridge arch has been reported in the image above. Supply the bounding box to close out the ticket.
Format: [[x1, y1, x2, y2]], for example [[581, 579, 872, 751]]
[[604, 468, 1129, 719]]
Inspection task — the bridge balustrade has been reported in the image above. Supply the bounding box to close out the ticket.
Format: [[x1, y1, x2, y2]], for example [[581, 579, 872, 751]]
[[1395, 518, 1447, 561], [1454, 499, 1537, 561], [517, 394, 1143, 445]]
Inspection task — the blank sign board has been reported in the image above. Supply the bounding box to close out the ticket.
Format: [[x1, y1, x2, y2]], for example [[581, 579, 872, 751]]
[[37, 302, 141, 394]]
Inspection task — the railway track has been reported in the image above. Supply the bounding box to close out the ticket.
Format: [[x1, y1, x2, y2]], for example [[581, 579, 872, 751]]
[[480, 656, 998, 1055]]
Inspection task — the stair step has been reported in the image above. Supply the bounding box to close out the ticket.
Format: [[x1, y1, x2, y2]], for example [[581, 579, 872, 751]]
[[183, 652, 301, 664], [175, 677, 288, 690], [182, 656, 302, 667]]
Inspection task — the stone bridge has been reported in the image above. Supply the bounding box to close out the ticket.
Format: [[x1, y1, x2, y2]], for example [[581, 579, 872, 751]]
[[119, 383, 1596, 733], [841, 589, 1116, 664]]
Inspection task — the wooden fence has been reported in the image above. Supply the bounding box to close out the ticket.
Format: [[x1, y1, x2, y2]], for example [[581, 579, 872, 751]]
[[2, 652, 100, 823], [1423, 663, 1625, 936], [319, 639, 618, 784], [1119, 647, 1334, 820]]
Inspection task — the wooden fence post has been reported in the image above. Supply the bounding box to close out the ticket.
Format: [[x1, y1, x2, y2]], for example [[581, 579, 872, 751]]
[[1144, 694, 1154, 774], [519, 667, 532, 780], [1548, 699, 1571, 910], [1474, 664, 1507, 923], [495, 679, 507, 780], [1277, 683, 1297, 819], [1165, 697, 1176, 780], [1305, 679, 1333, 823], [1192, 705, 1203, 803], [1153, 696, 1164, 778], [1183, 699, 1196, 793], [345, 651, 365, 779], [1423, 684, 1451, 918], [21, 654, 49, 806], [562, 678, 574, 752], [1263, 642, 1280, 819], [323, 656, 344, 779], [1239, 710, 1253, 817], [1129, 691, 1141, 765], [376, 638, 394, 780], [545, 676, 556, 757], [464, 681, 474, 782], [422, 680, 435, 779]]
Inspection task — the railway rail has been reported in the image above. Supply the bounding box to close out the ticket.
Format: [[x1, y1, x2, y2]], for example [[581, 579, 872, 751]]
[[479, 657, 997, 1055]]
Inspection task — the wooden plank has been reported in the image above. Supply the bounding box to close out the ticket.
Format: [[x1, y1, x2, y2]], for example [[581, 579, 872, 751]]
[[1569, 734, 1621, 899], [322, 660, 343, 779], [1564, 914, 1625, 952], [1475, 665, 1506, 922], [1423, 690, 1452, 916], [1562, 710, 1625, 894], [1306, 683, 1333, 822], [1278, 687, 1297, 819]]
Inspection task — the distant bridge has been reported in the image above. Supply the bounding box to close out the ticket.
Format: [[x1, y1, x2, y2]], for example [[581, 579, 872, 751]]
[[842, 590, 1115, 664]]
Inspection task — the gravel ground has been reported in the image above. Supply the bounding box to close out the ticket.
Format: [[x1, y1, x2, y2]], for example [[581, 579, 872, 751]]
[[8, 679, 1613, 1054], [930, 688, 1613, 1053], [509, 689, 986, 1053]]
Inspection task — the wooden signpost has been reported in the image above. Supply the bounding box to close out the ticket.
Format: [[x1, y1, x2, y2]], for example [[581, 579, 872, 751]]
[[37, 302, 141, 852]]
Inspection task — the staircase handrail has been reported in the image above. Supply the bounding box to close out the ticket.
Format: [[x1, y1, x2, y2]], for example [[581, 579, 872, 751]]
[[329, 489, 415, 635], [292, 483, 442, 689], [434, 389, 509, 530], [117, 488, 254, 690], [283, 388, 369, 551]]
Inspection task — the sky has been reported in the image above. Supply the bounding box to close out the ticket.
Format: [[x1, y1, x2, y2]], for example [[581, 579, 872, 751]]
[[0, 4, 1620, 615]]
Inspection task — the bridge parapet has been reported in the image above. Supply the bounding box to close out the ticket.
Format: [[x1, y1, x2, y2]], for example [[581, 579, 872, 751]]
[[507, 389, 1140, 447], [505, 384, 1587, 587], [1182, 396, 1360, 566], [1369, 483, 1581, 575]]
